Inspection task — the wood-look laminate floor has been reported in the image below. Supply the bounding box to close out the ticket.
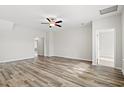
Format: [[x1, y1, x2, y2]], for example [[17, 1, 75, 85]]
[[0, 56, 124, 87]]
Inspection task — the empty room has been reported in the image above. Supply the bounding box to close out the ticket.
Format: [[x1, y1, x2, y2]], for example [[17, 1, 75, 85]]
[[0, 5, 124, 87]]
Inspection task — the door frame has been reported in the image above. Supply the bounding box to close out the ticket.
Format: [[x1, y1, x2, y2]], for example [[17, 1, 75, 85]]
[[34, 37, 45, 57], [96, 29, 116, 67]]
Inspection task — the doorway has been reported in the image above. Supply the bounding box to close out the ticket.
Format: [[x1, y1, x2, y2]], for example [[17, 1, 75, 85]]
[[96, 29, 115, 67], [34, 37, 44, 57]]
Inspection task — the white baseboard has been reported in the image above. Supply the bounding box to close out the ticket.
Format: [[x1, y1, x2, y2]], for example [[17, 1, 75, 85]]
[[122, 59, 124, 75], [0, 56, 35, 63], [99, 57, 114, 61], [92, 61, 97, 65], [53, 55, 92, 62], [115, 67, 122, 70], [92, 60, 122, 69], [122, 69, 124, 75]]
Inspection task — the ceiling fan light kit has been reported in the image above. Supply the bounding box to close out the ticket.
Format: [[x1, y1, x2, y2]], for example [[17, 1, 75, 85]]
[[41, 17, 62, 28]]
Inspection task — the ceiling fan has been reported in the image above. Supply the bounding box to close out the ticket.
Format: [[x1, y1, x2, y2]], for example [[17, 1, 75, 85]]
[[41, 18, 62, 28]]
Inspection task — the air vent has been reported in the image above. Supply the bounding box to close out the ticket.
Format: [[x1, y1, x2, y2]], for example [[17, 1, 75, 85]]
[[100, 5, 118, 15]]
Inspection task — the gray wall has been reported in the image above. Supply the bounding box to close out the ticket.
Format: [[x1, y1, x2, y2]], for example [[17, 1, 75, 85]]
[[0, 19, 44, 62], [53, 23, 92, 61]]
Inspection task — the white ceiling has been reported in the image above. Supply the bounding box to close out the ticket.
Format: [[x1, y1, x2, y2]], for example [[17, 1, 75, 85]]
[[0, 5, 123, 31]]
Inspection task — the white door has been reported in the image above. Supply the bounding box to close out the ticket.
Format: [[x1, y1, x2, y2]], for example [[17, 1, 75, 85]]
[[97, 29, 115, 67]]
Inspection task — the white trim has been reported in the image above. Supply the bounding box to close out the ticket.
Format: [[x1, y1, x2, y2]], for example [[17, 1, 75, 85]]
[[92, 61, 97, 65], [96, 29, 115, 33], [53, 55, 92, 62], [99, 57, 114, 61], [122, 59, 124, 75], [115, 67, 122, 70], [95, 29, 116, 68], [0, 56, 34, 63], [122, 70, 124, 75]]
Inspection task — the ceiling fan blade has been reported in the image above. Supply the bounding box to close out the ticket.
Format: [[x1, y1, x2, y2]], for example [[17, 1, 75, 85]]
[[46, 18, 51, 22], [55, 20, 62, 23], [41, 23, 49, 24], [49, 26, 52, 28], [56, 24, 62, 27]]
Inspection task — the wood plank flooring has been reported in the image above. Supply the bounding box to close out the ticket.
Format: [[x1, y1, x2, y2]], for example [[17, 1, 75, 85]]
[[0, 56, 123, 87]]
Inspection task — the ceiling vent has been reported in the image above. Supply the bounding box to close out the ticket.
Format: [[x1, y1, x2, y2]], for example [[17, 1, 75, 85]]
[[100, 5, 118, 15]]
